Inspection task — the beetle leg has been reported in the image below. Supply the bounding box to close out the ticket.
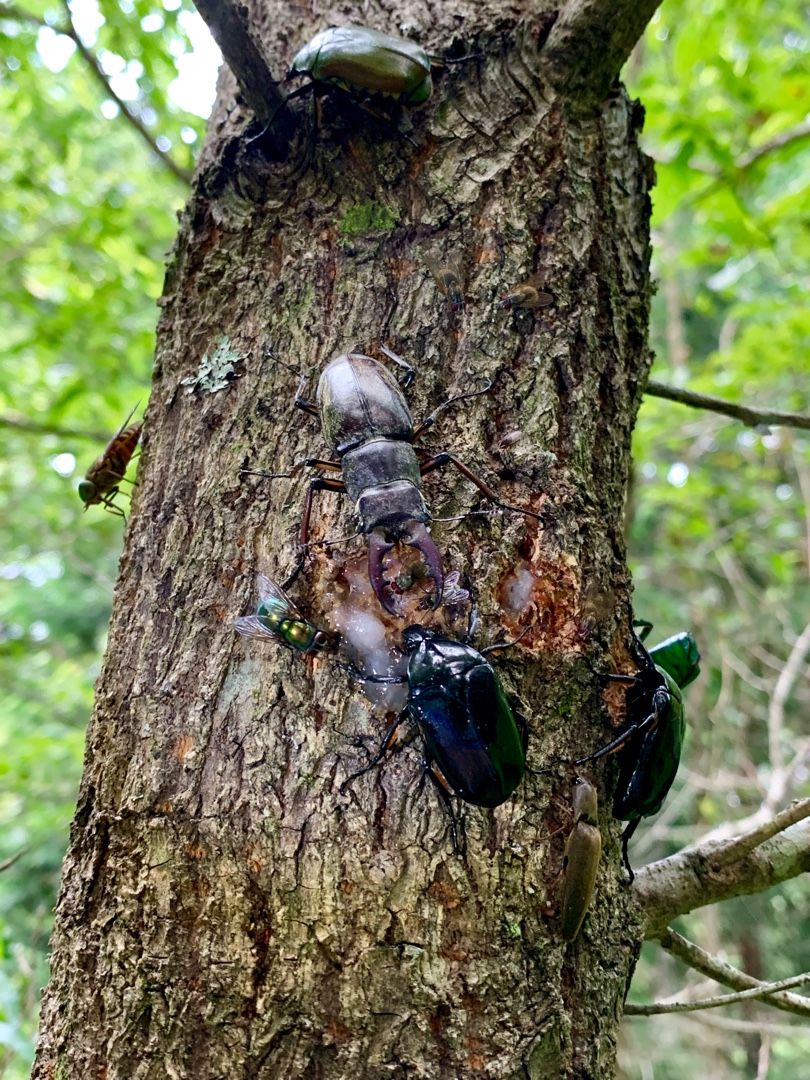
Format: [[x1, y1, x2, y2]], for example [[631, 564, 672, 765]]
[[282, 476, 346, 590], [619, 819, 641, 881], [419, 451, 542, 521], [425, 761, 466, 857], [411, 378, 492, 442], [293, 373, 318, 416], [378, 344, 416, 389], [340, 714, 407, 793], [574, 709, 659, 767], [633, 619, 654, 643], [480, 625, 532, 655]]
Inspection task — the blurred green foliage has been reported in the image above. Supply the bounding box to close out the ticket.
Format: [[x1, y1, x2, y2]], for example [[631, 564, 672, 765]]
[[0, 0, 808, 1076], [0, 1, 206, 1073], [620, 1, 810, 1076]]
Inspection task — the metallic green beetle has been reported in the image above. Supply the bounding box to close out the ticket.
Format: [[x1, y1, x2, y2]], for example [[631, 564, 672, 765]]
[[288, 26, 433, 106], [560, 777, 602, 942], [649, 632, 701, 689]]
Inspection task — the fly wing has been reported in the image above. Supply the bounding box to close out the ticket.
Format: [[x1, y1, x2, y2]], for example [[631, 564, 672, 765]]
[[256, 574, 301, 618], [233, 614, 284, 645], [108, 402, 141, 446]]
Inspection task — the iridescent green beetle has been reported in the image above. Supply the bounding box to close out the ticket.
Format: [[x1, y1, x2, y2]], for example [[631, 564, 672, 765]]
[[288, 26, 433, 106], [234, 575, 333, 654]]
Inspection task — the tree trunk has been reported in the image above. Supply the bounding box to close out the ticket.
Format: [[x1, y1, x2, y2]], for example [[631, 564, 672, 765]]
[[34, 3, 657, 1077]]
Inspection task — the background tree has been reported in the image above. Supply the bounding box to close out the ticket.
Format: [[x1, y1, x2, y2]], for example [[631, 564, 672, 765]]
[[0, 0, 807, 1077]]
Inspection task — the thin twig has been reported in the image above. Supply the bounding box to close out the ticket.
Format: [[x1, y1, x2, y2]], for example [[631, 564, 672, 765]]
[[645, 380, 810, 431], [658, 928, 810, 1020], [624, 972, 810, 1016], [708, 798, 810, 869], [652, 119, 810, 177], [0, 849, 26, 872], [191, 0, 295, 156], [635, 818, 810, 938], [764, 623, 810, 809], [0, 412, 109, 441], [0, 1, 192, 184], [737, 119, 810, 169]]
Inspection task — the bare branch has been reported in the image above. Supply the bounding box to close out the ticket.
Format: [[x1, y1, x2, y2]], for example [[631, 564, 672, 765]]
[[635, 818, 810, 939], [656, 929, 810, 1020], [0, 412, 109, 441], [644, 380, 810, 431], [0, 849, 26, 872], [0, 2, 192, 184], [737, 119, 810, 169], [542, 0, 662, 102], [624, 972, 810, 1016], [708, 798, 810, 869], [765, 623, 810, 806], [652, 119, 810, 178], [191, 0, 294, 155]]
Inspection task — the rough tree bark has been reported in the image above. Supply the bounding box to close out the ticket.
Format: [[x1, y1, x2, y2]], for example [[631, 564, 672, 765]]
[[35, 2, 666, 1077]]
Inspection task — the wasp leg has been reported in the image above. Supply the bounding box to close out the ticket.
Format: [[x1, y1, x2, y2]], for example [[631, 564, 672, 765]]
[[100, 491, 127, 521], [419, 452, 541, 521], [283, 475, 346, 590], [424, 760, 466, 857], [340, 714, 407, 793]]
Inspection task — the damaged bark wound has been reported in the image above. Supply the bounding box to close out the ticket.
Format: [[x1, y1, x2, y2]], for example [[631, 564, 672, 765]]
[[36, 4, 655, 1077]]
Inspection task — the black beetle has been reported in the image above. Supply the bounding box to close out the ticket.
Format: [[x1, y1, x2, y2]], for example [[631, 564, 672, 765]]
[[341, 624, 527, 849], [249, 350, 540, 614], [578, 622, 698, 879]]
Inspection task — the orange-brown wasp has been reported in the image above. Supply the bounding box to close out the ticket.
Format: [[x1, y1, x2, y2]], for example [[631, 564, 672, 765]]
[[78, 405, 143, 520]]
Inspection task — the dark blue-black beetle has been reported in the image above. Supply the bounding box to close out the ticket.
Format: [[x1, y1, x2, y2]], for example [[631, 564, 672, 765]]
[[342, 624, 527, 849]]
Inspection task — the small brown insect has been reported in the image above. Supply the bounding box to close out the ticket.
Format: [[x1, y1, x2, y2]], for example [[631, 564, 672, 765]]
[[79, 405, 143, 519], [500, 276, 553, 311], [560, 777, 602, 943], [426, 257, 464, 312]]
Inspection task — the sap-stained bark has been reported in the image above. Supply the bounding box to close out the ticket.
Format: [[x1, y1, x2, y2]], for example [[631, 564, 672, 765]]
[[36, 4, 655, 1078]]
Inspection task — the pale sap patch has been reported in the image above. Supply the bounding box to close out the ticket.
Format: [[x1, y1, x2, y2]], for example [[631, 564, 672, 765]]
[[182, 336, 245, 394]]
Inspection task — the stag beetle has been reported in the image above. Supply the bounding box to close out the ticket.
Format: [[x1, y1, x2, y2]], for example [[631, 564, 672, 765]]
[[250, 349, 540, 614]]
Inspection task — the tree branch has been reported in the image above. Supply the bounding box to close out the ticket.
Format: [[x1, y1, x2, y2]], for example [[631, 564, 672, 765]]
[[708, 798, 810, 868], [624, 971, 810, 1016], [656, 929, 810, 1020], [657, 119, 810, 176], [644, 380, 810, 431], [191, 0, 294, 156], [0, 1, 192, 184], [542, 0, 663, 102], [635, 815, 810, 939], [0, 412, 109, 441]]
